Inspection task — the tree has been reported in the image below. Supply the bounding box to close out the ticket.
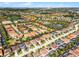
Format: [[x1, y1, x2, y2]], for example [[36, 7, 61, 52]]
[[49, 53, 56, 57], [30, 44, 35, 48], [30, 52, 34, 57], [17, 48, 23, 55], [28, 28, 33, 32], [41, 40, 45, 44], [9, 52, 15, 57], [55, 50, 60, 57], [22, 37, 32, 42]]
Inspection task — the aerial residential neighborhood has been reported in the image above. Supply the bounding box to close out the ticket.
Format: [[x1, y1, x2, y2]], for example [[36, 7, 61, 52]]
[[0, 2, 79, 57]]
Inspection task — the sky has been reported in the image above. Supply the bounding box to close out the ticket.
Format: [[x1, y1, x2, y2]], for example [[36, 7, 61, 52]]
[[0, 2, 79, 8]]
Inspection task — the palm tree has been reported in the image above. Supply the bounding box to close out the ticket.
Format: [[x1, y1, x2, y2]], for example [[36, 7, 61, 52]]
[[41, 40, 45, 44], [68, 43, 72, 49], [71, 42, 75, 47], [30, 52, 34, 57], [25, 47, 29, 51], [56, 49, 62, 56], [49, 52, 56, 57], [60, 48, 65, 55], [55, 50, 60, 57], [49, 50, 59, 57], [76, 36, 79, 41], [9, 52, 15, 57], [17, 49, 22, 55], [65, 44, 69, 51], [30, 44, 35, 49]]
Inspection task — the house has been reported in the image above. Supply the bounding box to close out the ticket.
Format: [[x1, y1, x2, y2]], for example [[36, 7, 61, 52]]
[[24, 42, 31, 47], [67, 53, 76, 57], [50, 43, 58, 50], [17, 34, 23, 38], [39, 48, 49, 57], [11, 45, 18, 52], [0, 44, 2, 49], [30, 40, 38, 46], [3, 48, 11, 56], [18, 43, 26, 49], [67, 47, 79, 57], [0, 50, 3, 56], [4, 25, 18, 38], [2, 21, 12, 25], [35, 38, 42, 45], [67, 34, 77, 39], [61, 38, 70, 43]]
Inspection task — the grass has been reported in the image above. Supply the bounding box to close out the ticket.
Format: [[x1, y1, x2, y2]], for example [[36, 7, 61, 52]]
[[22, 37, 32, 42]]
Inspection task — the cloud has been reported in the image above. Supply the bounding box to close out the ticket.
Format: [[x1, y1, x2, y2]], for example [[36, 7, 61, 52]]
[[57, 3, 66, 7], [22, 2, 32, 6], [0, 2, 33, 7], [16, 2, 33, 7], [2, 2, 10, 4], [32, 3, 65, 8], [14, 2, 33, 7], [5, 2, 32, 6], [0, 2, 78, 8]]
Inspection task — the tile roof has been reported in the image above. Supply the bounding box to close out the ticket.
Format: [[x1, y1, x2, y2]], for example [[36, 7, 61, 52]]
[[39, 48, 48, 56], [0, 50, 3, 56], [61, 38, 70, 43]]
